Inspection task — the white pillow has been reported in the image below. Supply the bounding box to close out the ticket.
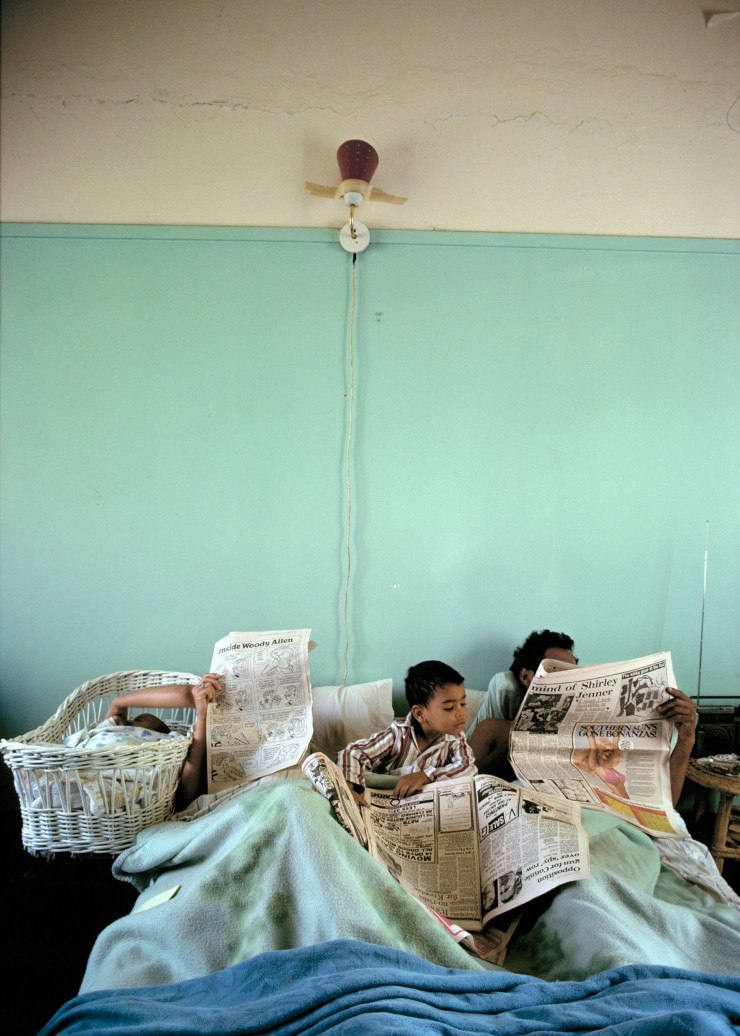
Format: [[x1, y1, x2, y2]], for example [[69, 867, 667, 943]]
[[465, 689, 486, 727], [310, 680, 394, 762]]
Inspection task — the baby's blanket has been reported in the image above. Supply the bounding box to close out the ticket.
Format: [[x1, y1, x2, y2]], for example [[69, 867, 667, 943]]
[[80, 777, 740, 995], [63, 720, 177, 749]]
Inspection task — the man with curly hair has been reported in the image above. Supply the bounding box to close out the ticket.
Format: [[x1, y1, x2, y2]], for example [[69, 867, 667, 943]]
[[467, 630, 577, 776]]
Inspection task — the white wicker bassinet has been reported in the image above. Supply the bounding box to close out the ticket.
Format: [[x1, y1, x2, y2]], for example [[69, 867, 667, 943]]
[[0, 670, 199, 856]]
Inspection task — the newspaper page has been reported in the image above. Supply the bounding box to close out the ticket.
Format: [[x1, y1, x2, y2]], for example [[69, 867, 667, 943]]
[[302, 751, 368, 847], [474, 776, 589, 925], [364, 778, 485, 929], [206, 629, 313, 793], [509, 651, 682, 837], [302, 753, 589, 932]]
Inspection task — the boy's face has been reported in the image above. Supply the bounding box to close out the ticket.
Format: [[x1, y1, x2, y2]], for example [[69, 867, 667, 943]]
[[413, 683, 467, 738]]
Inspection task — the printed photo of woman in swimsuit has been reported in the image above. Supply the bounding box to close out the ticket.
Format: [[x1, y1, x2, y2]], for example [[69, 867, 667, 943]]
[[572, 724, 629, 799]]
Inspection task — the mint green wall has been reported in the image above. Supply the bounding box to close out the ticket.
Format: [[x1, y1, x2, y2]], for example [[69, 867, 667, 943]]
[[1, 225, 738, 735]]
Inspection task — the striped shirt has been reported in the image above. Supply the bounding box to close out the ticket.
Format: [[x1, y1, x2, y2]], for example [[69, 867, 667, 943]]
[[338, 713, 476, 789]]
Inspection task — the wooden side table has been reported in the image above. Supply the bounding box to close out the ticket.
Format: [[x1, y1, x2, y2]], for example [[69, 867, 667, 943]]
[[685, 759, 740, 874]]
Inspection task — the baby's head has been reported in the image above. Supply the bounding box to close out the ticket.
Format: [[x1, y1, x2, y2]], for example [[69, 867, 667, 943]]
[[404, 660, 467, 737], [129, 713, 171, 734]]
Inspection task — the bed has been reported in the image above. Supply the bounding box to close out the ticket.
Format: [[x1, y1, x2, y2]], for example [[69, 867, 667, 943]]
[[37, 680, 740, 1035]]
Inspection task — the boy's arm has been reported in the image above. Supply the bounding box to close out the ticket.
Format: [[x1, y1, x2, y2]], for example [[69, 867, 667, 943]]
[[421, 734, 477, 782], [393, 770, 431, 798], [338, 724, 398, 790]]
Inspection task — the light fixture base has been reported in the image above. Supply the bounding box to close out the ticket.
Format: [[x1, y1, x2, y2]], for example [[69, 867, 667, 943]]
[[343, 190, 364, 208], [340, 220, 370, 253]]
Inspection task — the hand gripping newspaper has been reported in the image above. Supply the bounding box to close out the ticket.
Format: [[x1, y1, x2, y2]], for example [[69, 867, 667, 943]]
[[509, 651, 683, 837], [205, 630, 314, 793], [302, 751, 590, 957]]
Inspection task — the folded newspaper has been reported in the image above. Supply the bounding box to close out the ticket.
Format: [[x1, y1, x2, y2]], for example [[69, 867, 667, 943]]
[[205, 630, 314, 793], [302, 752, 590, 933], [509, 651, 683, 837]]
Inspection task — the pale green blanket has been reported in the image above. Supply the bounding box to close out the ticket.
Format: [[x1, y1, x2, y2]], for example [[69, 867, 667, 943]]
[[81, 779, 491, 992], [504, 809, 740, 980], [80, 779, 740, 993]]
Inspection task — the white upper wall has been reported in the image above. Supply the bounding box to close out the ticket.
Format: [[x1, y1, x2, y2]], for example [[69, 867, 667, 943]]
[[2, 0, 739, 237]]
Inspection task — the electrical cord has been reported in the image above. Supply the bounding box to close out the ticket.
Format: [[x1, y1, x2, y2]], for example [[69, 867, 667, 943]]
[[341, 253, 357, 688]]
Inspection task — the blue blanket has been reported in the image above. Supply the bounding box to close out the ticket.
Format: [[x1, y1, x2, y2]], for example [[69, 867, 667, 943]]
[[40, 939, 740, 1035]]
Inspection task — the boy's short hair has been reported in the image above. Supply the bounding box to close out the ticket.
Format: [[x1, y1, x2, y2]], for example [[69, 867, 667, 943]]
[[405, 660, 464, 709], [510, 630, 575, 684]]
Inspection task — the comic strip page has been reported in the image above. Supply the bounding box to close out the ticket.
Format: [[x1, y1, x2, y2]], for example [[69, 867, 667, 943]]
[[206, 629, 313, 793]]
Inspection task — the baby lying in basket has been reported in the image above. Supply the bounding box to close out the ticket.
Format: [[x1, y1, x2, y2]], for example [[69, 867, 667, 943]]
[[64, 712, 177, 749], [31, 713, 186, 818]]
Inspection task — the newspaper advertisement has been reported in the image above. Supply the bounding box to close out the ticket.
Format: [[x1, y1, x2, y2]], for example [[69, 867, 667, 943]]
[[206, 629, 313, 793], [302, 752, 589, 933], [509, 651, 682, 837]]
